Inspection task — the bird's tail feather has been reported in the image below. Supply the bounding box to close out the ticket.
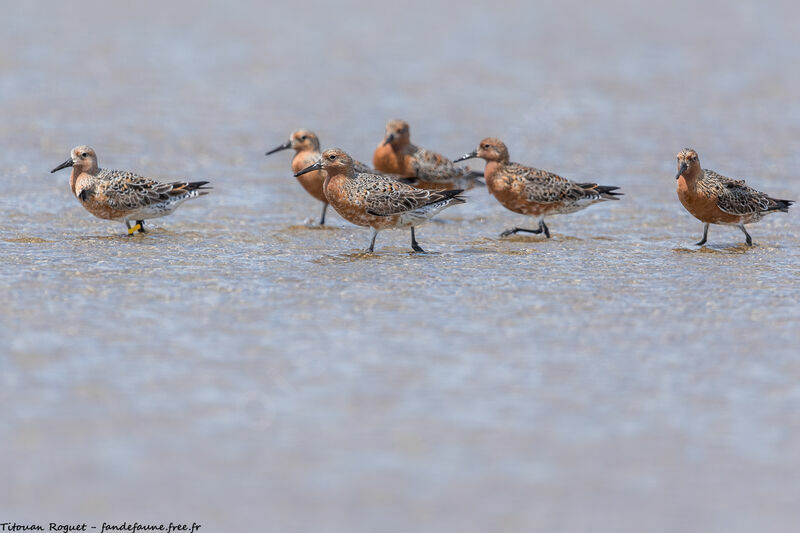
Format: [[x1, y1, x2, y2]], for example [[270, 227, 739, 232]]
[[169, 180, 212, 197], [767, 197, 793, 213], [578, 182, 623, 200], [434, 188, 467, 206], [185, 181, 212, 191]]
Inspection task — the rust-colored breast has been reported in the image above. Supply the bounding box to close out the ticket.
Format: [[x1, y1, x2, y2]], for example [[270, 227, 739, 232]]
[[677, 176, 740, 224], [486, 164, 551, 217], [74, 174, 128, 220], [292, 151, 326, 203], [324, 175, 400, 230], [373, 144, 413, 177]]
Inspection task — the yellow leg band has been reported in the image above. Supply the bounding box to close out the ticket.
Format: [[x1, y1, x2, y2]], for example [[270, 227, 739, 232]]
[[128, 223, 141, 235]]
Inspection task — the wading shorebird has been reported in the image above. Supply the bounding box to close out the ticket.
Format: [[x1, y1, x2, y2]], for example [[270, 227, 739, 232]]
[[373, 119, 483, 190], [51, 145, 211, 235], [675, 148, 793, 246], [454, 138, 622, 238], [267, 129, 413, 225], [295, 148, 466, 252]]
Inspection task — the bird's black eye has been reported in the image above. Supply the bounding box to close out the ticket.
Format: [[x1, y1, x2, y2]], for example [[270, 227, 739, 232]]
[[301, 136, 307, 140], [81, 152, 87, 157], [483, 144, 489, 149], [328, 155, 336, 160]]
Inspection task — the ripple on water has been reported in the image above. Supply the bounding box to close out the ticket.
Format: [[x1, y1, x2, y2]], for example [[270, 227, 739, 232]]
[[673, 244, 755, 254], [3, 237, 52, 243], [3, 1, 800, 529], [284, 224, 342, 232]]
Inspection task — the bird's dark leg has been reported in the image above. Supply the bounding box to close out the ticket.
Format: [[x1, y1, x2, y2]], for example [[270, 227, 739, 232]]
[[410, 226, 425, 253], [319, 203, 328, 226], [367, 228, 378, 253], [695, 223, 709, 246], [739, 224, 753, 246], [540, 218, 551, 239], [500, 216, 549, 238], [500, 227, 542, 237], [136, 220, 146, 233]]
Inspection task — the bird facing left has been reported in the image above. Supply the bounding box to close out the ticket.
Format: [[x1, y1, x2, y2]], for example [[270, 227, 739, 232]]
[[51, 145, 212, 235]]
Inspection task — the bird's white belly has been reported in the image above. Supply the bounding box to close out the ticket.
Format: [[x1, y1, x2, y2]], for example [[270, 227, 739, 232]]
[[124, 198, 186, 220], [398, 199, 453, 226]]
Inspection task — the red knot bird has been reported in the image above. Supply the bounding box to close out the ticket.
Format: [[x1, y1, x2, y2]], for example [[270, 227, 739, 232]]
[[267, 129, 412, 224], [675, 148, 793, 246], [455, 138, 622, 238], [295, 148, 465, 252], [373, 119, 483, 190], [51, 145, 210, 235]]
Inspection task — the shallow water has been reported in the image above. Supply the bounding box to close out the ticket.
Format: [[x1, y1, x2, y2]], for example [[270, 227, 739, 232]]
[[2, 0, 799, 531]]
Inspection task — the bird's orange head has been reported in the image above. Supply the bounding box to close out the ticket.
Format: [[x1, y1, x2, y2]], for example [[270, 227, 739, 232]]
[[454, 137, 509, 164], [676, 148, 700, 179]]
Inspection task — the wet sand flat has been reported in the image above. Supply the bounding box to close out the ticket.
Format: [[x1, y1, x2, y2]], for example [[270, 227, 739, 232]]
[[1, 1, 799, 532]]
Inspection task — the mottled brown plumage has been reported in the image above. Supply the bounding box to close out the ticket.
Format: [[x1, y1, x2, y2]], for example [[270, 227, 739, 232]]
[[675, 148, 793, 246], [51, 146, 210, 234], [295, 148, 465, 252], [267, 129, 412, 224], [373, 120, 482, 190], [455, 138, 621, 238]]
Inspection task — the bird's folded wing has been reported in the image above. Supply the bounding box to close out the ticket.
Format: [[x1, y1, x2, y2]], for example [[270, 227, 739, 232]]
[[509, 164, 579, 204], [353, 160, 374, 174], [703, 170, 763, 215], [365, 180, 445, 216], [99, 169, 177, 210], [410, 147, 464, 182], [717, 185, 770, 215]]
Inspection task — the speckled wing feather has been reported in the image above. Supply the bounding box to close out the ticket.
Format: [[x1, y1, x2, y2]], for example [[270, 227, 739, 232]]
[[354, 161, 419, 185], [353, 160, 375, 175], [704, 169, 776, 216], [97, 169, 198, 210], [501, 163, 599, 204], [410, 146, 473, 183], [358, 174, 452, 216]]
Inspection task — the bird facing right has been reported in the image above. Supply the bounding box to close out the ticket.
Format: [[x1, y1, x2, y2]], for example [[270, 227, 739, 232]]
[[455, 138, 622, 238], [674, 148, 793, 246]]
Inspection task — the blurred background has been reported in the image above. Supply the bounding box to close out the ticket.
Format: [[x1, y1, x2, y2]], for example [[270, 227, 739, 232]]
[[1, 1, 799, 531]]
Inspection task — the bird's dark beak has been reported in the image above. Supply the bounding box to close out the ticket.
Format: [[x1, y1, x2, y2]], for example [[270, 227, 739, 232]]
[[453, 151, 478, 163], [294, 160, 322, 177], [51, 158, 74, 173], [676, 162, 688, 180], [266, 140, 292, 155], [382, 133, 395, 146]]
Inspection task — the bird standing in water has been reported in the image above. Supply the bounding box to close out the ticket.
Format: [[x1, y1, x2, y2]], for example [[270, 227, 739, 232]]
[[296, 148, 466, 252], [674, 148, 792, 246], [267, 129, 413, 224], [51, 145, 211, 235], [455, 138, 621, 238]]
